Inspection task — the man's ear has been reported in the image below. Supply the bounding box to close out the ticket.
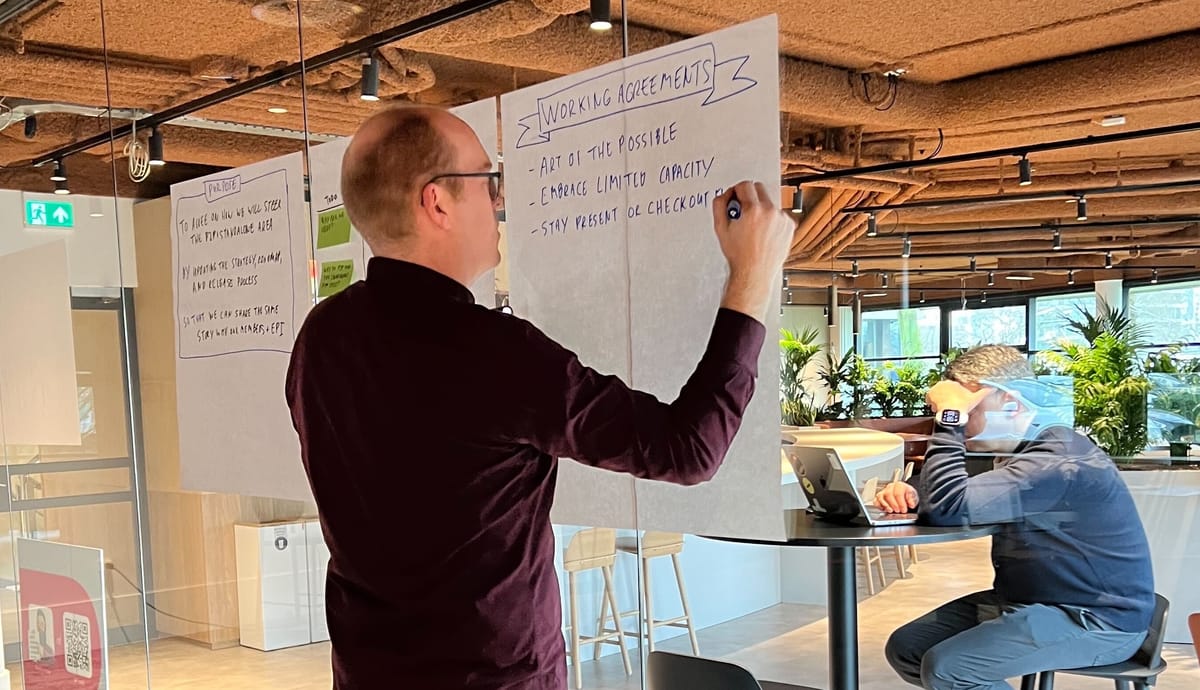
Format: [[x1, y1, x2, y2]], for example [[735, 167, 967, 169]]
[[419, 182, 454, 230]]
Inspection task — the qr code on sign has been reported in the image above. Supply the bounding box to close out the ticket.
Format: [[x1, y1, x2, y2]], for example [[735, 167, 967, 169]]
[[63, 612, 92, 678]]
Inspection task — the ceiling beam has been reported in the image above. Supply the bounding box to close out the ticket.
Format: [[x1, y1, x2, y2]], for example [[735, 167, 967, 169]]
[[842, 178, 1200, 214], [30, 0, 510, 167], [784, 120, 1200, 184]]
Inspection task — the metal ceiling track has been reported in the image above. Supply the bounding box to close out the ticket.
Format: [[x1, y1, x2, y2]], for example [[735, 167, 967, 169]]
[[843, 244, 1200, 261], [874, 215, 1200, 238], [843, 179, 1200, 214], [783, 120, 1200, 185], [786, 265, 1184, 276], [31, 0, 511, 167]]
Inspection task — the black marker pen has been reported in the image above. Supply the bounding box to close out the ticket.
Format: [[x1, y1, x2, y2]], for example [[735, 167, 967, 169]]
[[727, 196, 741, 220]]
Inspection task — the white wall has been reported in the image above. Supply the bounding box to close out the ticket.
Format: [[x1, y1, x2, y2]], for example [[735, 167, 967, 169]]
[[0, 191, 137, 288]]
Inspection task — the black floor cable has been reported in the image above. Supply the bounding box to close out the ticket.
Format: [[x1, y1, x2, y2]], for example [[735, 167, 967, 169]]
[[109, 564, 217, 630]]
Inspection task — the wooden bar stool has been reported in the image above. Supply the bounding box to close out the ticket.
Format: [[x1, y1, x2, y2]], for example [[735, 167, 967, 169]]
[[563, 528, 631, 689], [602, 531, 700, 655], [860, 477, 906, 585], [893, 462, 923, 564]]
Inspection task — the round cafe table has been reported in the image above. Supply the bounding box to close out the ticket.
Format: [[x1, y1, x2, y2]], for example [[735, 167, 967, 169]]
[[706, 510, 998, 690]]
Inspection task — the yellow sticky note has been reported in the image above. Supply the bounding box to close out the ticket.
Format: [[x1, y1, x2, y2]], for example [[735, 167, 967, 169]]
[[317, 208, 352, 249], [317, 260, 355, 298]]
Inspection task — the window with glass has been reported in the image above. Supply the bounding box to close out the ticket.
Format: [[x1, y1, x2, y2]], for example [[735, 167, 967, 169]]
[[1030, 292, 1095, 351], [859, 307, 941, 360], [950, 304, 1027, 349], [1128, 279, 1200, 346]]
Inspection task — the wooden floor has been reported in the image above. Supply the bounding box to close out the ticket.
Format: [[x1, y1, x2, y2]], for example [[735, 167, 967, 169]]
[[6, 538, 1197, 689]]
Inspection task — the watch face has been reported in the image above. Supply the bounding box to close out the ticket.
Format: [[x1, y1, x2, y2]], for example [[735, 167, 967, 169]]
[[940, 409, 961, 425]]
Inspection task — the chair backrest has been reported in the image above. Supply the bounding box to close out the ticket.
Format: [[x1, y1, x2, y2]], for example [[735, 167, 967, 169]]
[[647, 651, 762, 690], [563, 528, 616, 572], [862, 476, 879, 501], [1131, 593, 1171, 668], [1188, 612, 1200, 664]]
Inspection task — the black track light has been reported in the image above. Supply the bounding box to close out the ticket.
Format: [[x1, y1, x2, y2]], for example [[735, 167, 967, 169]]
[[1068, 270, 1076, 285], [24, 115, 37, 139], [1105, 251, 1113, 269], [901, 235, 911, 259], [1052, 228, 1062, 250], [53, 178, 69, 195], [786, 289, 793, 305], [881, 273, 889, 288], [981, 291, 988, 304], [49, 159, 66, 182], [790, 186, 803, 214], [918, 291, 926, 303], [360, 54, 380, 101], [1018, 156, 1032, 186], [867, 212, 878, 237], [987, 271, 995, 286], [1076, 196, 1088, 221], [589, 0, 612, 31], [1151, 268, 1159, 284], [851, 259, 859, 277], [148, 128, 165, 167], [970, 256, 977, 272], [783, 273, 789, 288]]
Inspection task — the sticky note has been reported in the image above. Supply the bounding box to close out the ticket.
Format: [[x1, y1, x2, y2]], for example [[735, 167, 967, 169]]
[[317, 260, 355, 298], [317, 207, 352, 249]]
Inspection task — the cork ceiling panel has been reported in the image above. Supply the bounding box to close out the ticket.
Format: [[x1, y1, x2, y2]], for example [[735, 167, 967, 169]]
[[630, 0, 1200, 82]]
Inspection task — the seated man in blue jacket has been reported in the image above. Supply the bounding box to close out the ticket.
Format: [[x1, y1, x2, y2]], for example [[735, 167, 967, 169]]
[[875, 344, 1154, 690]]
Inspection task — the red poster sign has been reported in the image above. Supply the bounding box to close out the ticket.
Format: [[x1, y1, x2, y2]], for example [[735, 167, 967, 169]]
[[19, 567, 104, 690]]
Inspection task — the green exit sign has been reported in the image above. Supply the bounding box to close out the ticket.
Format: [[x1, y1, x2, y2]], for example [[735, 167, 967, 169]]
[[24, 199, 74, 228]]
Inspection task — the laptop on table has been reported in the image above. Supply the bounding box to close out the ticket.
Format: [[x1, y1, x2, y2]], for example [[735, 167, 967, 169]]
[[784, 445, 918, 526]]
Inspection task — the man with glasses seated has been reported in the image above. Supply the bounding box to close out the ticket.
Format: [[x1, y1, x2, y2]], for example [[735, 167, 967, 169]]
[[875, 344, 1154, 690], [286, 105, 796, 689]]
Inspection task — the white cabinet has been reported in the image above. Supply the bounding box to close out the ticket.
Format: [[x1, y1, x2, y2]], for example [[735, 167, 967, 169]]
[[304, 519, 330, 643], [235, 521, 313, 651]]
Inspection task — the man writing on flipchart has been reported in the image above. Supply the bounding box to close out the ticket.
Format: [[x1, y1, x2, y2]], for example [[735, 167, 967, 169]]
[[285, 105, 795, 689]]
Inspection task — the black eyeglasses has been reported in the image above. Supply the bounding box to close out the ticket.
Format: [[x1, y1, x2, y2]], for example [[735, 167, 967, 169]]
[[426, 171, 503, 202]]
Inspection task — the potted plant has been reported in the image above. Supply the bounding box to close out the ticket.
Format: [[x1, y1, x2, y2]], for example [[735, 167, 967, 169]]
[[889, 361, 936, 417], [817, 348, 878, 422], [780, 327, 823, 426], [1046, 300, 1152, 460]]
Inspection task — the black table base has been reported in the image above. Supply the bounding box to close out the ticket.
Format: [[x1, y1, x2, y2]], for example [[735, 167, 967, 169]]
[[828, 546, 858, 690]]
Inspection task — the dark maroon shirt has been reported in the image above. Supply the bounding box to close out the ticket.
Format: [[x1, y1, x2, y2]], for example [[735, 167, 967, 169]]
[[285, 257, 765, 689]]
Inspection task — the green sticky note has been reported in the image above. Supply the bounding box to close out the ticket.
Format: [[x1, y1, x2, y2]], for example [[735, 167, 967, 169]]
[[317, 207, 352, 249], [317, 260, 355, 298]]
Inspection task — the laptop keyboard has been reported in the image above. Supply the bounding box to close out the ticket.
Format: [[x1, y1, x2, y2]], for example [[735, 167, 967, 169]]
[[867, 507, 917, 521]]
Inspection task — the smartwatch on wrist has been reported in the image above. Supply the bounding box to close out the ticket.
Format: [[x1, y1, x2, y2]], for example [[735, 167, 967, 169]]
[[938, 408, 967, 427]]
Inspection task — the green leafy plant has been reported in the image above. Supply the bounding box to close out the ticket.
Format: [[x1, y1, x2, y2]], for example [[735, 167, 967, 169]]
[[1062, 298, 1150, 345], [871, 376, 899, 418], [1144, 345, 1200, 429], [816, 349, 852, 421], [816, 348, 876, 420], [888, 361, 934, 416], [779, 327, 823, 426], [1046, 300, 1151, 458], [932, 347, 965, 379]]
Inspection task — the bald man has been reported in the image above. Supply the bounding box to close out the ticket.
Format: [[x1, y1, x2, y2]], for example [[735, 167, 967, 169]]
[[286, 105, 795, 689]]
